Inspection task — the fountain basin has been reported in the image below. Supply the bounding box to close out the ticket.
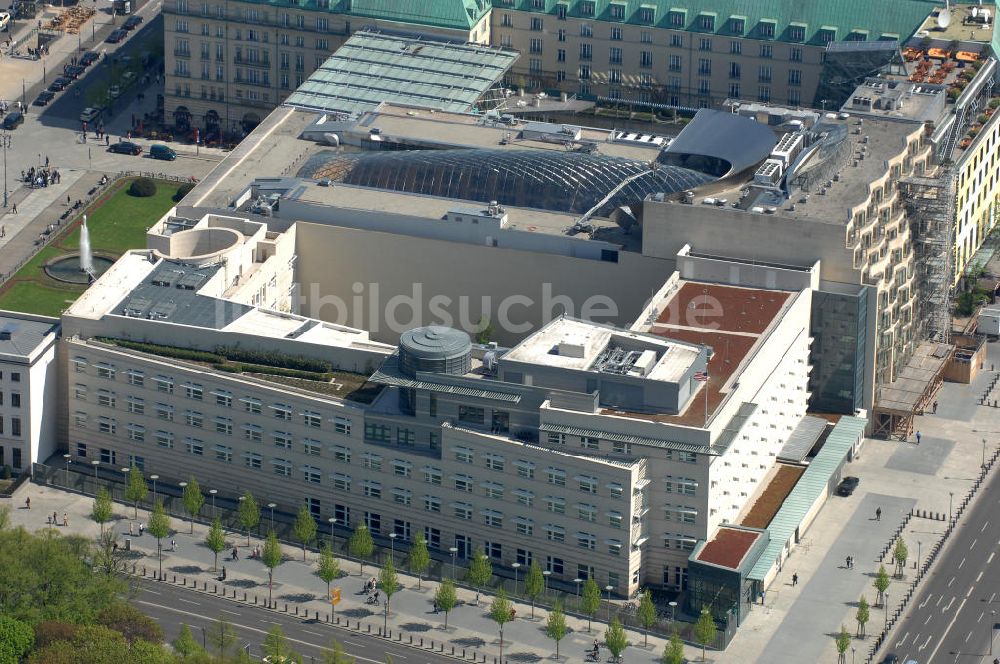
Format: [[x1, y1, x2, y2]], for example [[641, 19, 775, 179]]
[[44, 253, 115, 284]]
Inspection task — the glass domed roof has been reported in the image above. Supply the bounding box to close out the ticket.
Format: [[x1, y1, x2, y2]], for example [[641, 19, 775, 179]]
[[297, 148, 713, 216]]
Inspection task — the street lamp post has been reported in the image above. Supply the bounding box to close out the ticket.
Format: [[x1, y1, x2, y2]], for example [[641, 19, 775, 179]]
[[388, 533, 397, 565], [267, 503, 276, 531], [150, 475, 159, 503], [1, 132, 11, 209], [991, 609, 997, 656], [884, 592, 890, 628], [917, 541, 922, 573], [605, 585, 614, 621], [949, 492, 954, 522], [63, 454, 71, 487], [669, 601, 678, 623], [209, 489, 218, 518], [851, 646, 855, 664], [574, 578, 583, 610], [983, 438, 988, 469], [542, 570, 551, 599], [328, 517, 336, 550], [448, 547, 458, 580], [121, 467, 130, 502], [91, 459, 100, 485], [512, 562, 521, 595]]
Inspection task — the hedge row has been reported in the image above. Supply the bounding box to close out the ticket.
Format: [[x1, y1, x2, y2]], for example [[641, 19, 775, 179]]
[[214, 346, 331, 373], [212, 362, 330, 381], [98, 338, 224, 364]]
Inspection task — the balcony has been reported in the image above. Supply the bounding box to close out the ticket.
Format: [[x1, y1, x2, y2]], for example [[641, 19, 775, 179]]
[[234, 56, 271, 69], [174, 49, 191, 58]]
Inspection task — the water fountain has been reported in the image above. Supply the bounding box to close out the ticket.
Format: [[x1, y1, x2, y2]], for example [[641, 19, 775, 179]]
[[79, 215, 93, 274]]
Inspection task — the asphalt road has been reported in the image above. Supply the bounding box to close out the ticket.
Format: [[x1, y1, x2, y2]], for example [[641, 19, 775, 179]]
[[886, 471, 1000, 664], [133, 578, 461, 664]]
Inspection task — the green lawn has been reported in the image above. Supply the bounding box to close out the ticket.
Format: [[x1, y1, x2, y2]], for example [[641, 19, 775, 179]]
[[0, 179, 181, 317]]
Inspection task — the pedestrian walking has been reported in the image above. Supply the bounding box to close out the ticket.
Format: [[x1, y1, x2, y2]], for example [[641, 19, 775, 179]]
[[792, 573, 798, 586], [25, 497, 30, 509], [44, 155, 49, 167], [845, 556, 851, 569], [876, 507, 882, 521], [63, 513, 68, 527], [10, 203, 16, 214], [171, 538, 176, 551], [432, 599, 439, 613], [139, 523, 145, 535], [66, 195, 71, 206], [932, 400, 938, 414], [53, 511, 58, 524], [915, 430, 922, 444]]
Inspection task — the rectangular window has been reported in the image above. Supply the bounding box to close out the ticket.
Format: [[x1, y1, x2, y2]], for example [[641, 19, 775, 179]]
[[578, 476, 598, 494], [578, 504, 597, 521], [244, 452, 262, 469], [424, 495, 441, 512], [547, 468, 566, 486], [333, 473, 351, 491], [789, 26, 805, 42], [333, 416, 351, 435], [485, 454, 505, 471], [332, 445, 350, 463], [185, 411, 203, 428], [610, 26, 622, 41], [271, 431, 291, 448], [577, 532, 596, 550], [483, 511, 503, 528], [516, 461, 535, 479], [361, 453, 382, 471], [760, 44, 773, 58], [9, 417, 18, 437], [515, 489, 534, 507], [484, 483, 504, 500], [454, 475, 473, 493], [156, 431, 174, 449], [155, 403, 174, 421], [303, 466, 322, 484], [669, 55, 682, 72], [545, 525, 565, 542], [185, 439, 204, 456], [396, 428, 414, 446], [184, 383, 203, 400], [392, 459, 412, 477], [127, 423, 145, 442], [393, 488, 412, 506], [214, 444, 233, 463], [790, 47, 803, 62], [127, 396, 144, 414], [97, 390, 116, 408], [215, 417, 233, 435], [215, 390, 233, 407], [453, 502, 472, 520], [271, 403, 292, 420], [364, 422, 391, 442], [423, 467, 442, 485], [530, 17, 542, 31], [76, 442, 87, 457], [271, 458, 291, 477], [96, 363, 116, 380], [154, 376, 173, 393], [243, 398, 262, 414], [454, 446, 474, 463], [303, 410, 322, 428], [457, 406, 484, 425], [546, 496, 565, 514], [303, 440, 322, 456], [516, 520, 533, 536], [127, 369, 144, 386]]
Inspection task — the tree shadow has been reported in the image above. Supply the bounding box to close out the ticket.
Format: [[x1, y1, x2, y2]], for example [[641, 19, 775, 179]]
[[507, 653, 543, 663], [398, 622, 433, 632], [226, 578, 260, 589], [451, 637, 486, 648], [340, 608, 374, 619], [279, 592, 315, 603], [170, 565, 204, 574]]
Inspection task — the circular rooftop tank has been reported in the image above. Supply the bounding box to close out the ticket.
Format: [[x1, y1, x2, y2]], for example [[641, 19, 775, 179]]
[[398, 326, 472, 377]]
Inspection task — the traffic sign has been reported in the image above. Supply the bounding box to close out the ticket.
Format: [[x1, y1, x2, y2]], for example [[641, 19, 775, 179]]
[[330, 587, 342, 605]]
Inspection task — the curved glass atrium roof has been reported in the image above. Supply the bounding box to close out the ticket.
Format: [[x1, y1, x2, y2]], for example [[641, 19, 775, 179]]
[[297, 148, 713, 215]]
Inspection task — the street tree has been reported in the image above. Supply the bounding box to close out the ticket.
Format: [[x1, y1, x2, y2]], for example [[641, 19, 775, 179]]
[[524, 561, 544, 618], [545, 600, 567, 658], [348, 525, 374, 575], [207, 615, 238, 663], [874, 565, 890, 606], [379, 558, 400, 635], [93, 530, 128, 579], [468, 548, 493, 603], [263, 624, 301, 663], [693, 607, 716, 662], [146, 499, 171, 581], [124, 466, 148, 519], [856, 596, 870, 637], [637, 588, 657, 646], [182, 477, 204, 534], [893, 538, 909, 579], [205, 517, 226, 572], [407, 536, 430, 589], [489, 588, 514, 663], [91, 487, 113, 537], [293, 503, 317, 561], [835, 625, 851, 664], [237, 491, 260, 546], [435, 578, 458, 628], [662, 632, 685, 664], [322, 640, 355, 664], [605, 617, 628, 660], [581, 578, 601, 633], [317, 543, 340, 599], [262, 530, 283, 607], [171, 623, 202, 658]]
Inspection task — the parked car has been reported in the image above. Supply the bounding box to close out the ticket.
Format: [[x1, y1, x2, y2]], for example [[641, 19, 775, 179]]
[[80, 51, 100, 66], [63, 64, 85, 79], [105, 28, 127, 43], [149, 144, 176, 161], [79, 107, 103, 123], [108, 141, 142, 155], [0, 11, 10, 32], [32, 91, 55, 106], [2, 111, 24, 130], [48, 77, 71, 92], [121, 70, 137, 86], [107, 85, 121, 100], [123, 15, 143, 29], [836, 476, 860, 497], [881, 655, 898, 664]]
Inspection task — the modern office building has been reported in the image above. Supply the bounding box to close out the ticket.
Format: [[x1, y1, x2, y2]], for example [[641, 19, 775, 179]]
[[56, 204, 824, 602], [0, 312, 60, 472], [162, 0, 955, 134]]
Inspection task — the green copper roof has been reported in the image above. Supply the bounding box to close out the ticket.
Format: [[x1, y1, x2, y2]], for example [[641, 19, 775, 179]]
[[349, 0, 490, 30], [495, 0, 943, 45]]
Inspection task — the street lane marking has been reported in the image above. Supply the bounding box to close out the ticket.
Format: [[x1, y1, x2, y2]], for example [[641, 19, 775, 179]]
[[937, 595, 944, 607], [967, 585, 974, 599], [966, 631, 973, 643], [925, 614, 933, 625], [944, 597, 956, 611], [971, 539, 978, 550], [902, 631, 911, 645], [958, 559, 965, 570], [919, 635, 932, 651], [177, 598, 201, 605], [134, 600, 396, 664], [219, 609, 241, 616], [989, 552, 996, 565], [144, 589, 162, 595], [919, 595, 932, 609], [301, 629, 322, 636], [978, 611, 985, 623], [977, 571, 985, 583], [982, 521, 989, 533], [927, 596, 968, 663]]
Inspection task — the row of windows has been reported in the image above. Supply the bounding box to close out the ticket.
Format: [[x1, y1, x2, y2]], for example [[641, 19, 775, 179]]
[[0, 391, 22, 408]]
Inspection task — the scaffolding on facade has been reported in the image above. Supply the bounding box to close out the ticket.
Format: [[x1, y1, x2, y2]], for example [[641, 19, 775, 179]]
[[870, 172, 956, 439]]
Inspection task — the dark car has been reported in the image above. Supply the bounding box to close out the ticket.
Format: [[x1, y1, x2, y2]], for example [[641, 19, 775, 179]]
[[105, 29, 127, 43], [32, 90, 55, 106], [123, 15, 143, 29], [108, 141, 142, 155], [48, 76, 71, 92], [882, 655, 898, 664], [63, 64, 85, 79], [80, 51, 100, 66], [836, 476, 860, 497]]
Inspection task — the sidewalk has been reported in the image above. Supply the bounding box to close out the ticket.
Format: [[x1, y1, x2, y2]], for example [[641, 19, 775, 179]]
[[2, 482, 689, 663]]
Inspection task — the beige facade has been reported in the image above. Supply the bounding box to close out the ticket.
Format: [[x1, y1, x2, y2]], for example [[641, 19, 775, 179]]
[[492, 8, 824, 108], [161, 0, 488, 135]]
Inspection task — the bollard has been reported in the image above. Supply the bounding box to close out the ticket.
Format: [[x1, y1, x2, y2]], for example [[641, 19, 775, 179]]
[[420, 638, 424, 647], [214, 584, 217, 594], [367, 625, 371, 633], [462, 649, 464, 657], [243, 592, 247, 601], [295, 606, 299, 616], [409, 636, 412, 644], [173, 575, 176, 583], [143, 566, 147, 576], [284, 603, 288, 612], [183, 578, 186, 586], [254, 595, 258, 604]]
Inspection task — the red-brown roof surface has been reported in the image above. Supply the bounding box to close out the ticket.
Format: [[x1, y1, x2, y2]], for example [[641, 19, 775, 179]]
[[697, 527, 761, 569], [602, 282, 792, 426], [741, 463, 806, 529]]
